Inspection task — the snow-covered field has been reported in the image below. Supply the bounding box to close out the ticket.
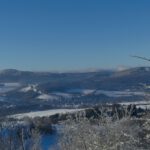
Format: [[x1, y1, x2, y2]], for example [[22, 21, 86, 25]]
[[68, 89, 95, 95], [95, 90, 148, 97], [0, 82, 20, 93], [10, 109, 84, 119], [68, 88, 149, 97], [20, 84, 39, 93], [52, 92, 72, 98], [19, 86, 150, 101], [119, 101, 150, 109], [37, 94, 59, 101], [20, 85, 73, 101]]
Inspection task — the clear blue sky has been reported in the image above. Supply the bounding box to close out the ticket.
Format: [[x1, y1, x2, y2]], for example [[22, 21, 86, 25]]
[[0, 0, 150, 71]]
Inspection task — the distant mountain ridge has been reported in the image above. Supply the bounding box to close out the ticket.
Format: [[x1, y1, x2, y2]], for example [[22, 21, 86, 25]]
[[0, 67, 149, 116], [0, 68, 114, 83], [0, 67, 149, 90]]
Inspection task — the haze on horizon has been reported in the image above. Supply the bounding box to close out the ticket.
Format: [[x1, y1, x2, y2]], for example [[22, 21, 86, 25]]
[[0, 0, 150, 71]]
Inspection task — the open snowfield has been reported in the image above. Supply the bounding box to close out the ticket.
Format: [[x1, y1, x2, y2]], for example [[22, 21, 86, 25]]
[[95, 90, 148, 97], [0, 82, 21, 94], [68, 89, 149, 97], [10, 109, 84, 119], [119, 101, 150, 109]]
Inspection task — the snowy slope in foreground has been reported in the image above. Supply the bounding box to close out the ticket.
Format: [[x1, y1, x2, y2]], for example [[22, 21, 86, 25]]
[[10, 109, 84, 119]]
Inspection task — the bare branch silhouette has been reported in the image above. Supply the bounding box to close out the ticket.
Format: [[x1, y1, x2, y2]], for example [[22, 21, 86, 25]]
[[131, 55, 150, 62]]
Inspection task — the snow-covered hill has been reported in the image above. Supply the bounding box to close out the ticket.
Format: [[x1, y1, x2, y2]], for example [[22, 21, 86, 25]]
[[10, 109, 83, 119]]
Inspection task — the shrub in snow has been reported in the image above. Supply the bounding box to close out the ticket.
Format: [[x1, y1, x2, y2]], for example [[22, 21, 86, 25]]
[[58, 107, 150, 150]]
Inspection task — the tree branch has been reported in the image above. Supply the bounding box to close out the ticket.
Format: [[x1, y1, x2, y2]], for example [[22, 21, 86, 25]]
[[131, 55, 150, 62]]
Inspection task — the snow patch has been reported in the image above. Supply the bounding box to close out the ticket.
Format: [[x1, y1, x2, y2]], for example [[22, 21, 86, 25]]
[[0, 82, 21, 93], [95, 90, 147, 97], [120, 101, 150, 109], [37, 94, 58, 101], [52, 92, 72, 98], [82, 89, 95, 95], [20, 86, 32, 92], [68, 89, 95, 95], [20, 85, 38, 93], [4, 83, 20, 87], [10, 109, 84, 119]]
